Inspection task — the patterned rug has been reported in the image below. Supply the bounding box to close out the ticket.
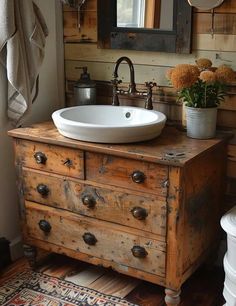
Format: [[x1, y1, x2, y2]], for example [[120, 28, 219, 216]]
[[0, 270, 138, 306]]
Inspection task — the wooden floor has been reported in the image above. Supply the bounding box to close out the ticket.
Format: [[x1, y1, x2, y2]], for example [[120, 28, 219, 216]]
[[0, 252, 226, 306]]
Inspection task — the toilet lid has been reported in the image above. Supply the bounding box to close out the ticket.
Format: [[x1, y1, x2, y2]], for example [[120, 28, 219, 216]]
[[221, 206, 236, 236], [188, 0, 224, 10]]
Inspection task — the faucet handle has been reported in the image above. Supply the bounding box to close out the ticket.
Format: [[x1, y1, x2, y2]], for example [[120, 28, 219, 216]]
[[111, 78, 122, 106], [144, 82, 156, 110], [111, 78, 122, 86], [145, 81, 157, 89]]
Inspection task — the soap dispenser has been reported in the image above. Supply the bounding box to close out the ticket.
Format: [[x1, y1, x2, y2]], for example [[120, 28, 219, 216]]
[[74, 67, 96, 105]]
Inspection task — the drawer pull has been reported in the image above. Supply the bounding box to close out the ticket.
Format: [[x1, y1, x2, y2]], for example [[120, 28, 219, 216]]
[[63, 158, 72, 167], [131, 207, 148, 220], [37, 184, 49, 197], [82, 195, 96, 208], [38, 220, 51, 233], [131, 246, 148, 258], [131, 171, 146, 184], [83, 232, 97, 245], [34, 152, 47, 164]]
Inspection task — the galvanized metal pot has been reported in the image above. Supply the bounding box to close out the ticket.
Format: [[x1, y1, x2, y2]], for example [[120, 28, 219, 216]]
[[74, 67, 96, 106], [185, 106, 217, 139]]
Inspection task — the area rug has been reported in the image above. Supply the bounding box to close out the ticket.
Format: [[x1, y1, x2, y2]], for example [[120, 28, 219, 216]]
[[0, 270, 138, 306]]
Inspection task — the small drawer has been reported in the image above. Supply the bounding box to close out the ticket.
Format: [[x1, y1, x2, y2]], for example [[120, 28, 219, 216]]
[[86, 152, 168, 196], [22, 169, 167, 236], [25, 201, 166, 277], [15, 140, 84, 179]]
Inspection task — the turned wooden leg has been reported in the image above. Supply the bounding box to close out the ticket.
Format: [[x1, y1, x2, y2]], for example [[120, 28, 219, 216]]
[[165, 288, 181, 306], [23, 244, 37, 269]]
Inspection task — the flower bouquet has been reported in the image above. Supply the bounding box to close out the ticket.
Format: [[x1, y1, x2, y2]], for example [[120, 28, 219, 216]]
[[166, 58, 235, 139]]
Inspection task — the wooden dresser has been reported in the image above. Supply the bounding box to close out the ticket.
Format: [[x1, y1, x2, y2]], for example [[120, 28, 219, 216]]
[[9, 122, 228, 305]]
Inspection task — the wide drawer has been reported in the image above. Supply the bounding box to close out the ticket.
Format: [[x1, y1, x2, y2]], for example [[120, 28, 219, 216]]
[[23, 169, 167, 237], [86, 152, 168, 196], [15, 139, 84, 179], [25, 201, 166, 277]]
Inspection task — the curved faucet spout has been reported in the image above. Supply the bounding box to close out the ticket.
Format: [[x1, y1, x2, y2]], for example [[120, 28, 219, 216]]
[[111, 56, 155, 109], [113, 56, 136, 94]]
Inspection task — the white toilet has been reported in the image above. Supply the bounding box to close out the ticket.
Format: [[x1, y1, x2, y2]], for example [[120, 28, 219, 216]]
[[221, 206, 236, 306]]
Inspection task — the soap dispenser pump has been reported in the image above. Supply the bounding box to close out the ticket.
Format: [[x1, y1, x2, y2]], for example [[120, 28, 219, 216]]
[[74, 67, 96, 105]]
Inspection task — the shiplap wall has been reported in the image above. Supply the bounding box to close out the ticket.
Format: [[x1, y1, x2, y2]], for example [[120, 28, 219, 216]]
[[63, 0, 236, 211]]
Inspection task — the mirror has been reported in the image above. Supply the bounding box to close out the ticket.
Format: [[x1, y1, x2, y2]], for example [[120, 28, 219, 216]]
[[116, 0, 173, 31], [98, 0, 192, 53], [188, 0, 224, 10]]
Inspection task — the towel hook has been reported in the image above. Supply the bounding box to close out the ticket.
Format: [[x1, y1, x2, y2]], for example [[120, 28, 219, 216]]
[[61, 0, 86, 31]]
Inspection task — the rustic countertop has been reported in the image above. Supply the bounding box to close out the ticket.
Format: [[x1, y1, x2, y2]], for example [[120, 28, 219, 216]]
[[8, 121, 230, 167]]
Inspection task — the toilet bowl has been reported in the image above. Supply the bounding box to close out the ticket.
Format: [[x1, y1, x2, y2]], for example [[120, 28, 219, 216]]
[[221, 207, 236, 306], [223, 256, 236, 306]]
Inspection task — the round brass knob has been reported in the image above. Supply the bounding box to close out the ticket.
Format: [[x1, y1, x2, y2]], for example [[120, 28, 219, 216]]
[[82, 232, 97, 245], [131, 171, 146, 184], [37, 184, 49, 197], [131, 207, 148, 220], [38, 220, 51, 233], [82, 195, 96, 208], [131, 246, 148, 258], [34, 152, 47, 164]]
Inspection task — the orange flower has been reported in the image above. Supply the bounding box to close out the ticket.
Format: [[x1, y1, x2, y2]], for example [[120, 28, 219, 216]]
[[215, 65, 235, 84], [208, 67, 217, 72], [170, 64, 200, 90], [199, 71, 217, 84], [166, 68, 174, 80], [195, 58, 212, 70]]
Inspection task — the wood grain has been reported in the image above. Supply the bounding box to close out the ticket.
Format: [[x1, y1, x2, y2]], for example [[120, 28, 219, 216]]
[[25, 201, 166, 277], [181, 144, 227, 275], [63, 11, 97, 43], [9, 119, 230, 305], [14, 139, 84, 179], [193, 13, 236, 35], [165, 166, 183, 290], [9, 122, 228, 167], [86, 152, 168, 196], [22, 168, 167, 236]]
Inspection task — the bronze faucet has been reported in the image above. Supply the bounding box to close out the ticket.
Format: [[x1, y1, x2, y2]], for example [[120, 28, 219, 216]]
[[111, 57, 156, 110]]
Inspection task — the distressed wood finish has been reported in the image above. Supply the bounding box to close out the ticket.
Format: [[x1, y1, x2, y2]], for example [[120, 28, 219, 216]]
[[9, 122, 229, 305], [22, 168, 167, 237], [8, 122, 228, 166], [63, 2, 97, 43], [165, 166, 184, 290], [14, 139, 84, 179], [97, 0, 192, 53], [86, 152, 168, 196], [181, 145, 227, 275], [23, 237, 166, 286], [25, 201, 166, 277]]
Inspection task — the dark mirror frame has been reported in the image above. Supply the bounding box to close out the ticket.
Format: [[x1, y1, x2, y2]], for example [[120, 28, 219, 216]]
[[98, 0, 192, 54]]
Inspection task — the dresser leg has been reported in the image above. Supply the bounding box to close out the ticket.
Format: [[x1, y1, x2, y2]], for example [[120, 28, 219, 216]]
[[165, 288, 181, 306], [23, 244, 37, 269]]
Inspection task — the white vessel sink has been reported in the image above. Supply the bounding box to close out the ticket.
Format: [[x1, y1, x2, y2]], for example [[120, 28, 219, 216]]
[[52, 105, 166, 143]]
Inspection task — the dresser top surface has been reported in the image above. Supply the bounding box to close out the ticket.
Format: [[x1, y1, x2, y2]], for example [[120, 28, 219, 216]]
[[8, 121, 228, 166]]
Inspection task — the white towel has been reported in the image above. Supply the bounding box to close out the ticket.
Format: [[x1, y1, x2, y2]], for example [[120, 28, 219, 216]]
[[0, 0, 48, 126]]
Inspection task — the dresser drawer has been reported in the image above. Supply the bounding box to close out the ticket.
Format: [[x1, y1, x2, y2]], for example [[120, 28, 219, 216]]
[[86, 152, 168, 196], [15, 140, 84, 178], [22, 169, 167, 237], [25, 201, 166, 277]]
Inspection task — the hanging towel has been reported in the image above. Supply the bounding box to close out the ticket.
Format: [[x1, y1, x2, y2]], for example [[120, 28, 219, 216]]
[[0, 0, 48, 126]]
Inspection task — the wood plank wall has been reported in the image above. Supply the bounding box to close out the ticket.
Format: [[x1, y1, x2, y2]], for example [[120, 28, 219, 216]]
[[63, 0, 236, 212]]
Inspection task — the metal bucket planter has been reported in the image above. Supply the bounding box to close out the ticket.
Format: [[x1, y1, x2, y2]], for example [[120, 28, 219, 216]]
[[185, 106, 217, 139]]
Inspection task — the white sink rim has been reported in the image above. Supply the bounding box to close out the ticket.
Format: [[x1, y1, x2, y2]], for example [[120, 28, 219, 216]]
[[52, 105, 165, 128], [52, 105, 166, 143]]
